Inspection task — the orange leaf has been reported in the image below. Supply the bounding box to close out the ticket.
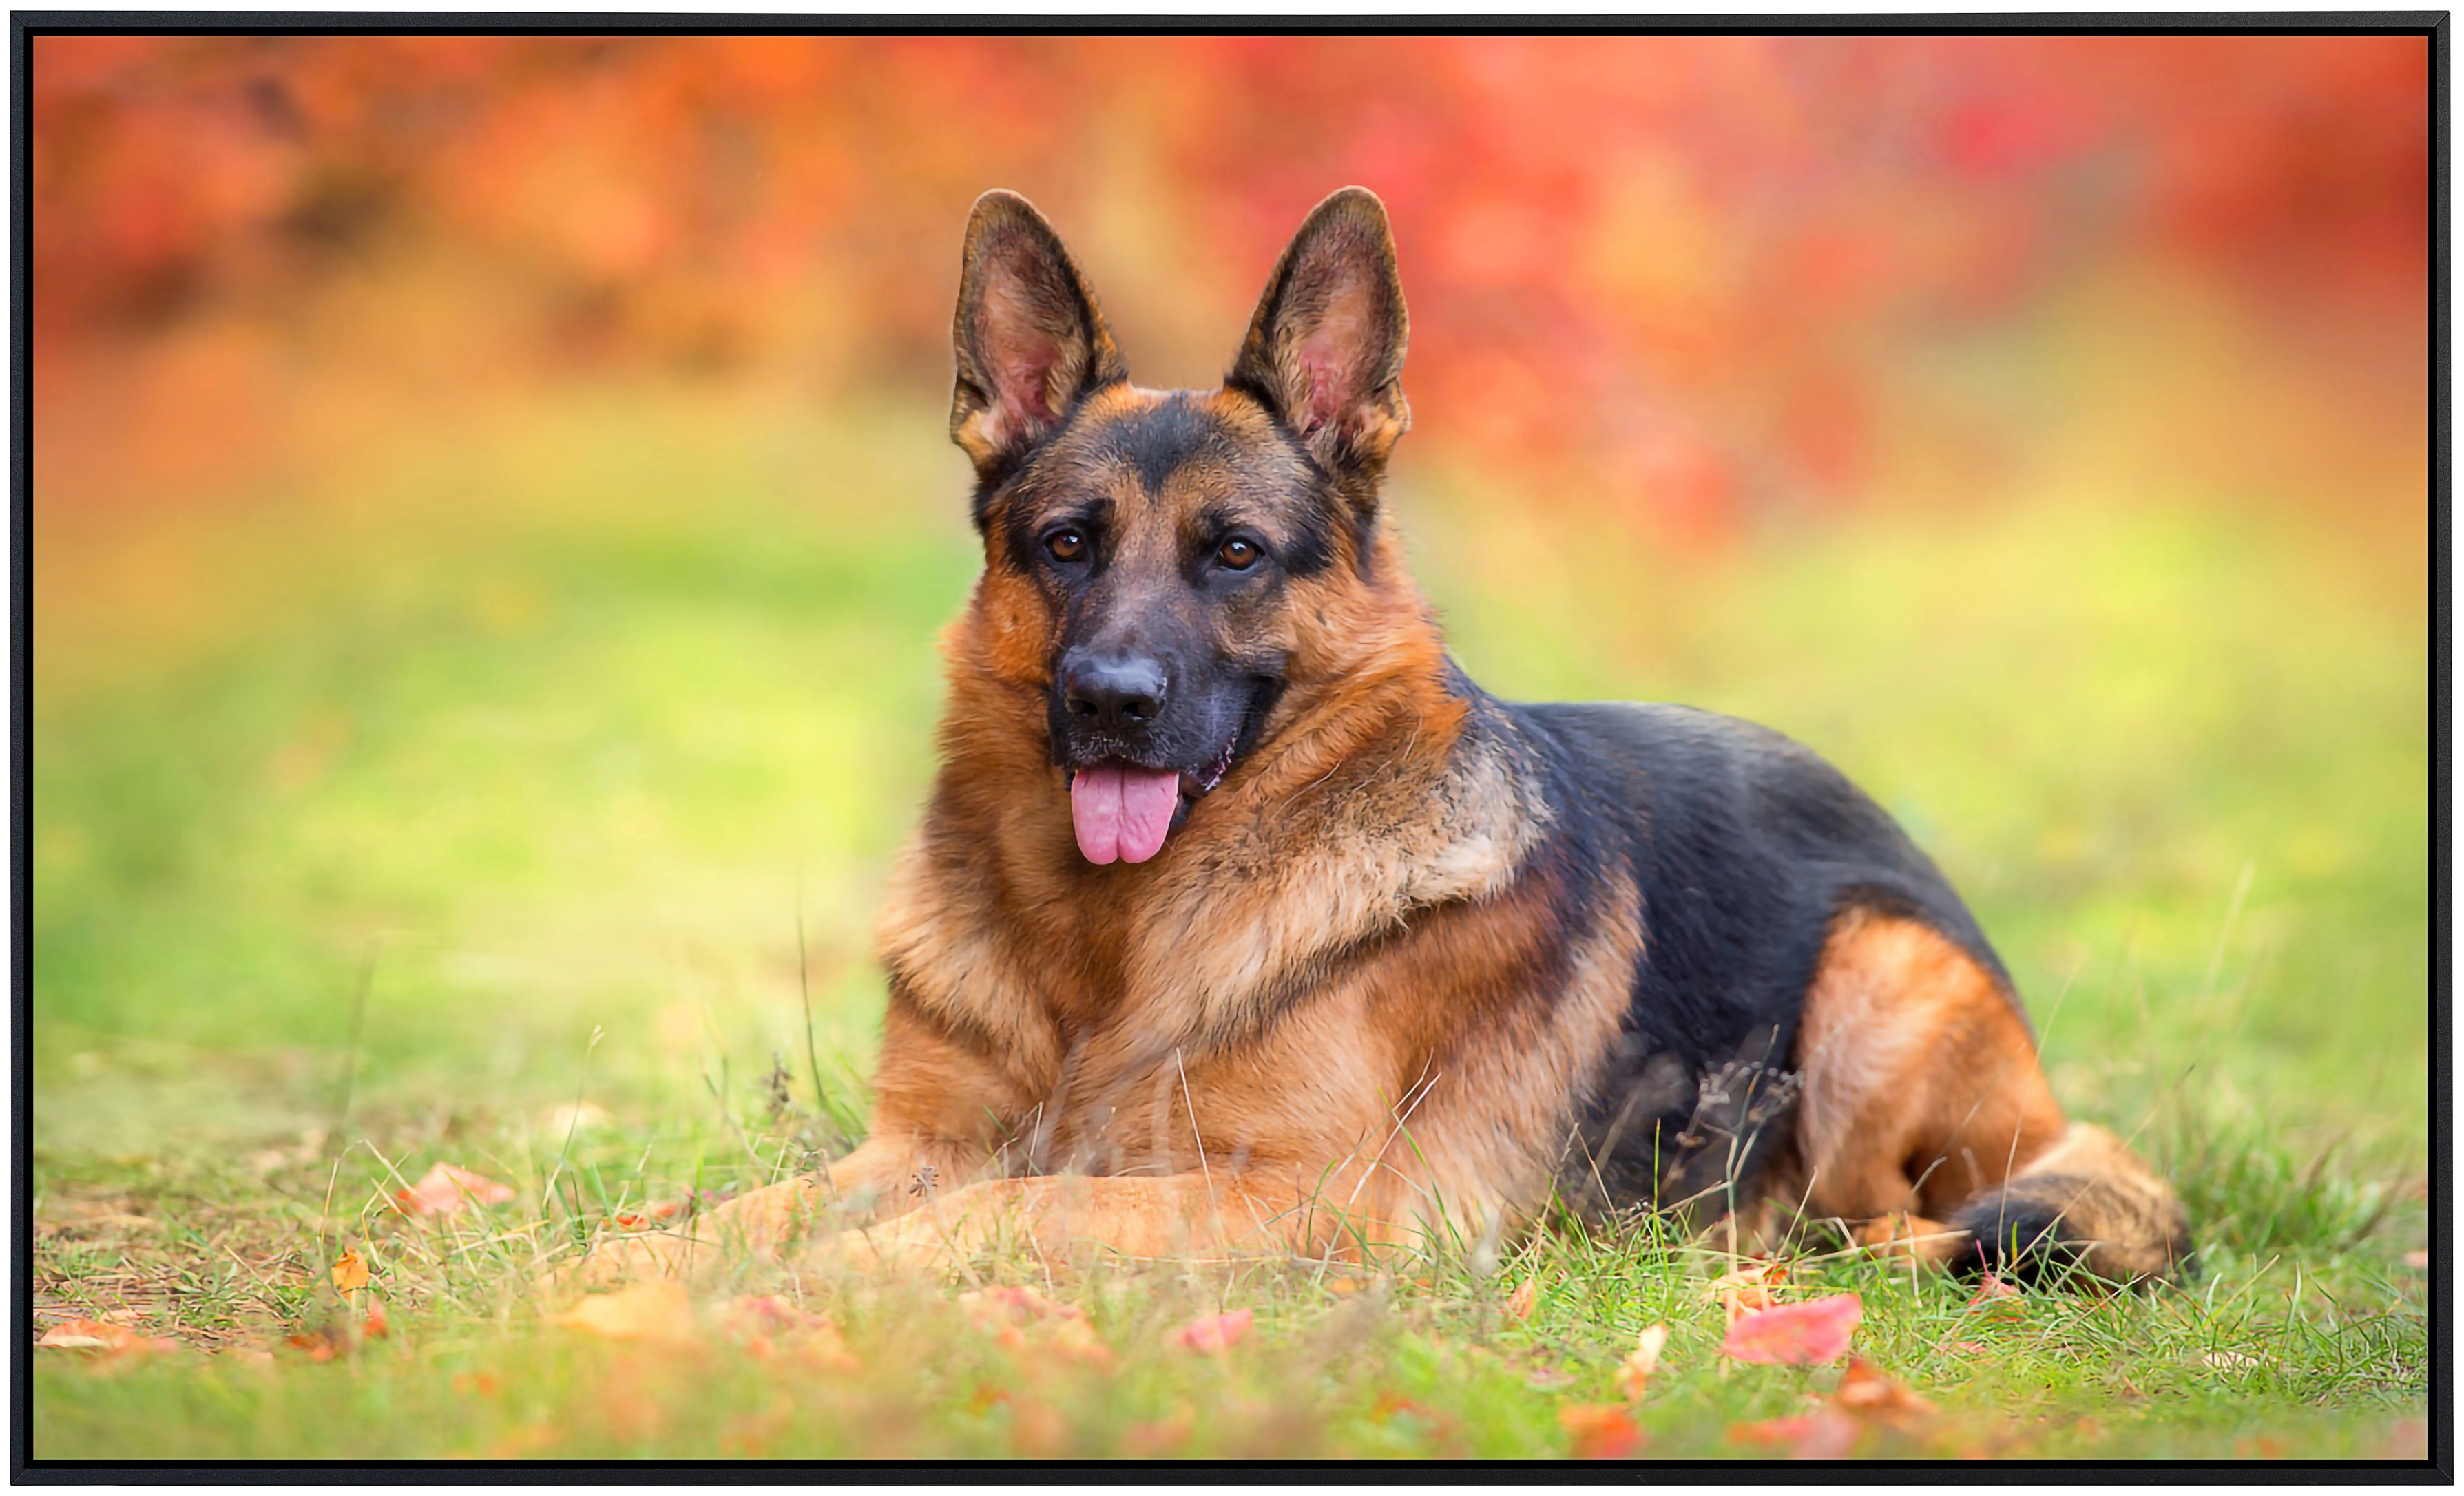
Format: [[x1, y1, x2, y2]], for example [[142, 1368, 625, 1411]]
[[1709, 1258, 1788, 1322], [1504, 1276, 1538, 1320], [1834, 1356, 1934, 1427], [554, 1278, 696, 1344], [1727, 1409, 1862, 1458], [1172, 1307, 1252, 1354], [361, 1298, 390, 1340], [393, 1162, 518, 1218], [285, 1332, 340, 1363], [1558, 1402, 1645, 1459], [1614, 1322, 1670, 1401], [38, 1319, 178, 1357], [1722, 1292, 1862, 1365], [1707, 1259, 1788, 1296], [329, 1248, 370, 1294]]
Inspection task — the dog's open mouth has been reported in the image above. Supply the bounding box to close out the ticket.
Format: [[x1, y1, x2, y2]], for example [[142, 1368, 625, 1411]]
[[1066, 738, 1235, 865]]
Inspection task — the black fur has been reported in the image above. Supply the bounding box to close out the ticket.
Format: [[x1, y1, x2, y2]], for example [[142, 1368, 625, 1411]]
[[1483, 689, 2015, 1218]]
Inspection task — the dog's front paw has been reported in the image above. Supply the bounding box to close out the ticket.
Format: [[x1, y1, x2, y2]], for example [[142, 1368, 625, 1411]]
[[540, 1230, 706, 1295]]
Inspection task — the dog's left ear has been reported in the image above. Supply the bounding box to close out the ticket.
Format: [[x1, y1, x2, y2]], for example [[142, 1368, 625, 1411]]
[[1227, 187, 1411, 494]]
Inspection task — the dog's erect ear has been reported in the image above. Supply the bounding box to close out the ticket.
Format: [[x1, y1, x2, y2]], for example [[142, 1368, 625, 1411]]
[[1227, 187, 1410, 489], [950, 190, 1127, 481]]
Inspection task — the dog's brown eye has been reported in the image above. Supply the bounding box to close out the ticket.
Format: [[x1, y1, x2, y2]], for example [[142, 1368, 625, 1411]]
[[1045, 528, 1087, 562], [1218, 538, 1260, 571]]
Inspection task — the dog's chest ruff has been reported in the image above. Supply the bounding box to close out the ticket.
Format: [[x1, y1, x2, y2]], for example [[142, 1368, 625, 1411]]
[[877, 707, 1550, 1082]]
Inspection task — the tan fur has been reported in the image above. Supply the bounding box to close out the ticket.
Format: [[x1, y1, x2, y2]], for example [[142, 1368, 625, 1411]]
[[1776, 909, 2184, 1281], [1785, 909, 2068, 1222]]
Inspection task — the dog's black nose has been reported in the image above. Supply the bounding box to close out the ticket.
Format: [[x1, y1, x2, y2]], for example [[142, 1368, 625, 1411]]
[[1061, 651, 1167, 731]]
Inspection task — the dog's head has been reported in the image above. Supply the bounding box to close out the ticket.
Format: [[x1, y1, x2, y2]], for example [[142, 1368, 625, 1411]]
[[948, 187, 1413, 866]]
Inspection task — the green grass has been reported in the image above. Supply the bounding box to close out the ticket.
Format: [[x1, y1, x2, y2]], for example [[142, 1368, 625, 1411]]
[[30, 386, 2429, 1460]]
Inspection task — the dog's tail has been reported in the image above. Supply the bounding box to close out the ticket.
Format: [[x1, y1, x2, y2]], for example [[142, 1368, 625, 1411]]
[[1949, 1122, 2192, 1286]]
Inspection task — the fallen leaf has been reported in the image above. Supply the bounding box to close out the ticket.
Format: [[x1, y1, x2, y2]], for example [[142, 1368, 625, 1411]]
[[393, 1162, 518, 1218], [330, 1248, 370, 1294], [1722, 1293, 1862, 1365], [554, 1278, 696, 1344], [612, 1199, 685, 1230], [1965, 1270, 2021, 1303], [1558, 1402, 1645, 1459], [1614, 1323, 1670, 1401], [1708, 1258, 1788, 1321], [1326, 1276, 1364, 1296], [37, 1319, 178, 1358], [452, 1370, 501, 1397], [1833, 1356, 1934, 1428], [361, 1299, 390, 1340], [1172, 1307, 1253, 1354], [1505, 1275, 1538, 1320], [1728, 1409, 1862, 1458], [285, 1332, 340, 1363]]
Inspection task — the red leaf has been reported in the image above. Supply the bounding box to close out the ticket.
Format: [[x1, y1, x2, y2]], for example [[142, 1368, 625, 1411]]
[[1721, 1292, 1863, 1365], [1964, 1271, 2025, 1316], [1171, 1307, 1252, 1354], [392, 1162, 517, 1218]]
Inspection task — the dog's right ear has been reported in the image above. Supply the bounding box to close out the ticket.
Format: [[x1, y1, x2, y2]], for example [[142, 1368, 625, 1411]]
[[950, 190, 1127, 484]]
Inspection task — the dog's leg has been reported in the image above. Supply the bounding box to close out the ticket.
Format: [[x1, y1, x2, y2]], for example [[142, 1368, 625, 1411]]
[[545, 1135, 970, 1289], [1788, 909, 2189, 1284], [811, 1170, 1370, 1273]]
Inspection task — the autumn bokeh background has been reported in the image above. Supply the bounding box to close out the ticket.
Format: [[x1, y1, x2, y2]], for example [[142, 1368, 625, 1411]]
[[32, 36, 2430, 1177]]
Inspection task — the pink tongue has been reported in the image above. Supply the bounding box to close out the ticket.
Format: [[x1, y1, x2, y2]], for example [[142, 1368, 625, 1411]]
[[1069, 765, 1182, 864]]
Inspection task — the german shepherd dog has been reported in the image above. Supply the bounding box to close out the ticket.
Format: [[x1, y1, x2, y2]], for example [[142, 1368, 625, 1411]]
[[565, 188, 2189, 1290]]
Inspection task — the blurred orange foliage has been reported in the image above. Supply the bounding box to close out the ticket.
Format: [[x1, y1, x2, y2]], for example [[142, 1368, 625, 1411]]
[[30, 34, 2429, 529]]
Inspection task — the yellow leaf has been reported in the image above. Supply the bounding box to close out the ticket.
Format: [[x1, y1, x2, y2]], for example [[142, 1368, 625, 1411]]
[[330, 1248, 370, 1294]]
